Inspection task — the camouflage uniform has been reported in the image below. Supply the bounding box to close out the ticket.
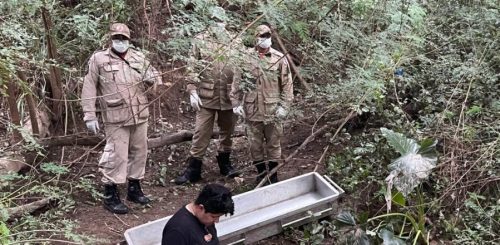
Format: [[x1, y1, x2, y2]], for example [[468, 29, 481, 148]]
[[186, 27, 239, 158], [230, 25, 293, 184], [175, 24, 243, 185]]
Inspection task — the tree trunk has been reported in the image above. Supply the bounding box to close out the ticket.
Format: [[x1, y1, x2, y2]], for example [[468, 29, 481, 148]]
[[6, 80, 22, 143], [18, 70, 40, 136], [41, 6, 64, 122]]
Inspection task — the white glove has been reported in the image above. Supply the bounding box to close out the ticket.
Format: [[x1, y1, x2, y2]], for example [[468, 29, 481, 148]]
[[85, 120, 100, 135], [276, 106, 287, 119], [233, 105, 245, 118], [189, 91, 203, 111]]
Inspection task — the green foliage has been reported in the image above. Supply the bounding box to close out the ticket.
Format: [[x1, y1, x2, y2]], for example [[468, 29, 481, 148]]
[[337, 211, 357, 226], [40, 162, 69, 175], [450, 193, 500, 244], [0, 168, 104, 244], [75, 177, 102, 201], [327, 131, 391, 193], [380, 127, 420, 155], [5, 124, 44, 154], [0, 0, 497, 243], [0, 1, 131, 240], [327, 130, 438, 244], [298, 220, 336, 245], [0, 0, 130, 95], [0, 220, 9, 245]]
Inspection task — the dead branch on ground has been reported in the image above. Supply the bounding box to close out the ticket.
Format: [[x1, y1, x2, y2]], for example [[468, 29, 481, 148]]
[[6, 198, 52, 221]]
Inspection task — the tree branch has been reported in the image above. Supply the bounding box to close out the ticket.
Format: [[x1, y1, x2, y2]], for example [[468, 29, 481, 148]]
[[6, 198, 52, 221], [256, 111, 356, 188]]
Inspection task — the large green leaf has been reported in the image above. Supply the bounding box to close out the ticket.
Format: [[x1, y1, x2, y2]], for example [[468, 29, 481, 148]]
[[392, 191, 406, 206], [417, 138, 438, 158], [336, 211, 357, 226], [380, 128, 419, 155]]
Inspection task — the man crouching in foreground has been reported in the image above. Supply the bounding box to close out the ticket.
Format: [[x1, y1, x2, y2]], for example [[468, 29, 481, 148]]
[[162, 184, 234, 245]]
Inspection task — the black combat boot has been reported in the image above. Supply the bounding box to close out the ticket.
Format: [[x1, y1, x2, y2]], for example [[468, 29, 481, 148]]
[[175, 157, 202, 185], [127, 179, 151, 205], [268, 161, 279, 184], [216, 152, 239, 178], [103, 184, 128, 214], [254, 160, 270, 186]]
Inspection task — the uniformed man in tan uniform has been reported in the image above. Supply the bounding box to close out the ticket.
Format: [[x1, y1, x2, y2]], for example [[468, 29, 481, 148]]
[[81, 23, 161, 214], [230, 24, 293, 185], [174, 20, 241, 185]]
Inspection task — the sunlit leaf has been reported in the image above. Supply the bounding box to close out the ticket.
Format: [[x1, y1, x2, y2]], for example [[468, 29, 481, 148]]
[[380, 128, 419, 155], [418, 139, 437, 157], [392, 192, 406, 206]]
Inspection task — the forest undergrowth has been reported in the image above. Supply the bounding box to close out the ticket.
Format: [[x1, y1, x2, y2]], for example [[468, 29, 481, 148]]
[[0, 0, 498, 244]]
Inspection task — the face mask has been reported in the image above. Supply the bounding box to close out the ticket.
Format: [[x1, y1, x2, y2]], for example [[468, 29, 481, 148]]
[[257, 37, 272, 49], [112, 40, 129, 53]]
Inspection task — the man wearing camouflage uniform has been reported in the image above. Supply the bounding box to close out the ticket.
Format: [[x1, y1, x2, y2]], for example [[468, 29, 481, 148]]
[[81, 23, 161, 214], [174, 20, 241, 185], [230, 24, 293, 185]]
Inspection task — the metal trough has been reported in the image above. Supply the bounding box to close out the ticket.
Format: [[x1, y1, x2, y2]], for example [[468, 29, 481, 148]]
[[124, 172, 344, 244]]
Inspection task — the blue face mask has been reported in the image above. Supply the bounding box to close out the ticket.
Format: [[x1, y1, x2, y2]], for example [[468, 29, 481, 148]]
[[112, 40, 129, 53]]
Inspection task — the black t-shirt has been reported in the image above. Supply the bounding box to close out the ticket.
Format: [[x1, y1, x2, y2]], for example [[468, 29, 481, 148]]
[[162, 205, 219, 245]]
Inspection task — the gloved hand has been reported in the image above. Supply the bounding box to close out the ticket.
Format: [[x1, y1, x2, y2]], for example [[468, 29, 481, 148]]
[[189, 91, 203, 111], [85, 120, 100, 135], [276, 106, 287, 119], [233, 105, 245, 118]]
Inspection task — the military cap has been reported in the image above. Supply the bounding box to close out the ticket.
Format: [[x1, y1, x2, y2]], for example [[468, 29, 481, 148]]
[[255, 24, 271, 36], [110, 23, 130, 39]]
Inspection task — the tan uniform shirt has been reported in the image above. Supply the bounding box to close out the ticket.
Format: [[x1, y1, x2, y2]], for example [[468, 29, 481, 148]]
[[186, 28, 242, 110], [81, 48, 161, 126], [230, 47, 294, 122]]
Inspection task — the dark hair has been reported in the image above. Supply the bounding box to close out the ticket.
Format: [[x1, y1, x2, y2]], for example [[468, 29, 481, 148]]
[[195, 184, 234, 215]]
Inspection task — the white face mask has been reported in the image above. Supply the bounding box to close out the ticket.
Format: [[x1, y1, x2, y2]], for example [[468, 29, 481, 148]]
[[112, 40, 129, 53], [257, 37, 272, 49]]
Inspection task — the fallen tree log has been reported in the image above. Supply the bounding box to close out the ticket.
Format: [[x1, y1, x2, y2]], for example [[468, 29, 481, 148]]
[[39, 134, 105, 147], [148, 129, 245, 148], [40, 130, 246, 149], [6, 198, 52, 221]]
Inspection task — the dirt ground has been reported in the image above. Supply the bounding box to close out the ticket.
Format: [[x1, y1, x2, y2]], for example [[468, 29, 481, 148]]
[[58, 84, 341, 244]]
